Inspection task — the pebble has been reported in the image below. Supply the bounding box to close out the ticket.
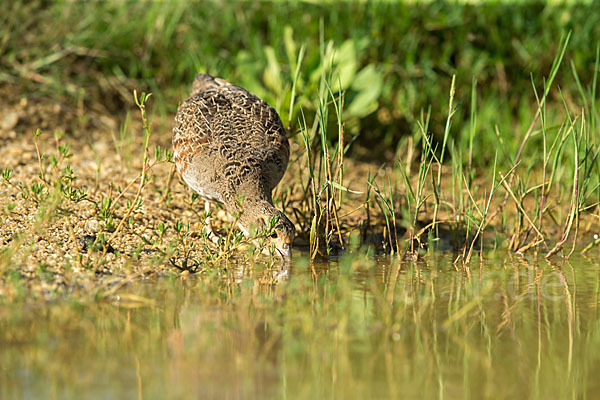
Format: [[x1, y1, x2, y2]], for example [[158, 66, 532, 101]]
[[1, 111, 19, 131], [85, 219, 100, 233], [98, 115, 118, 130]]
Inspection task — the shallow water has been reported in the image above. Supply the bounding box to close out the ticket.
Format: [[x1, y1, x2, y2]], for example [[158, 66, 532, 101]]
[[2, 251, 600, 399]]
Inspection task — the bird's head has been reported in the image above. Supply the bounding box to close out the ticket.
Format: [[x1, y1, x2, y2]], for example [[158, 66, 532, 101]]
[[238, 201, 295, 259], [262, 211, 295, 259]]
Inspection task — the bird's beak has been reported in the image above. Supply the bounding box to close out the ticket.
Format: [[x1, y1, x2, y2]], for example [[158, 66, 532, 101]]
[[256, 241, 292, 260], [276, 243, 292, 260]]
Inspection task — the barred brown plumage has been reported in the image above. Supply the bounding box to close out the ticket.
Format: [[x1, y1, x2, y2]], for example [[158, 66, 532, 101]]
[[172, 74, 294, 258]]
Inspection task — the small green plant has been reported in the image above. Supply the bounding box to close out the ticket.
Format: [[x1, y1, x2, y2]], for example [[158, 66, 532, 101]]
[[104, 91, 153, 253], [1, 168, 12, 181]]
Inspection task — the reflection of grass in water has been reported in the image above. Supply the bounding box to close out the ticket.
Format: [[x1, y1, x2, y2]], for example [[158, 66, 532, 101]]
[[0, 254, 597, 398]]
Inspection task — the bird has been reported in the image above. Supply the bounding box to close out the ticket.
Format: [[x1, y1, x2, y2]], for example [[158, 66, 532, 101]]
[[172, 73, 295, 258]]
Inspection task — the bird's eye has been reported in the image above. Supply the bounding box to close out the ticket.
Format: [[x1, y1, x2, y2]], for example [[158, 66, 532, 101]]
[[270, 231, 279, 239]]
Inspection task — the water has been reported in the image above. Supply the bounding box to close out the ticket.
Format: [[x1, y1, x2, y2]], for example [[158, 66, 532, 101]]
[[2, 252, 600, 399]]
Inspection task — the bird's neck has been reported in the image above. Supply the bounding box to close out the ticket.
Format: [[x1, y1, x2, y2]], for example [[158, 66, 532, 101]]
[[225, 194, 275, 236]]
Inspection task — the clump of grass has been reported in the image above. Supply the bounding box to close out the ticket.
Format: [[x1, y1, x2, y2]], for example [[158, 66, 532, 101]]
[[295, 37, 361, 259], [396, 110, 435, 258], [367, 172, 401, 256]]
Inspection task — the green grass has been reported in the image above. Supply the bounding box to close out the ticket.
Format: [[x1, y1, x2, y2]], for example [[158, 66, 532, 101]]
[[2, 1, 600, 160]]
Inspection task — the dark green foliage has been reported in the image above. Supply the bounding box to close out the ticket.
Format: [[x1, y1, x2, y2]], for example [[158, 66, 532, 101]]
[[1, 1, 599, 160]]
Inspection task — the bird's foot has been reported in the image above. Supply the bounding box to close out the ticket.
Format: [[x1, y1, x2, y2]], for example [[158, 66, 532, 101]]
[[203, 222, 221, 244], [190, 222, 221, 244]]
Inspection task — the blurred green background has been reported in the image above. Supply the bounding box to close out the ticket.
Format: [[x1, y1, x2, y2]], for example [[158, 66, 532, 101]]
[[1, 0, 599, 161]]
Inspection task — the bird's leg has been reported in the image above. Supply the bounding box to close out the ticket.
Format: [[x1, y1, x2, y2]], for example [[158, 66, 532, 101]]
[[203, 201, 220, 244]]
